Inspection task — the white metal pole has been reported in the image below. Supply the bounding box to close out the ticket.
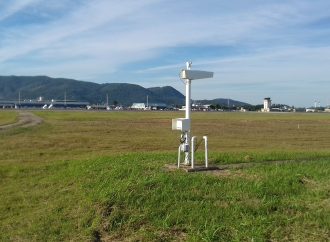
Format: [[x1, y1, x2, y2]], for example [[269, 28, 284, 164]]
[[178, 145, 181, 168], [185, 80, 191, 120], [203, 136, 208, 167], [184, 79, 191, 165], [191, 136, 196, 168]]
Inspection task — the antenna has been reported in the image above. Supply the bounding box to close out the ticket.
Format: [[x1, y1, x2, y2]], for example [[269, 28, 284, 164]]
[[186, 61, 192, 70]]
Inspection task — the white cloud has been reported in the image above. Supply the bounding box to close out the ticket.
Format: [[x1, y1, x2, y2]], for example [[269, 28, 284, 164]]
[[0, 0, 160, 62], [1, 0, 330, 106], [137, 45, 330, 105], [0, 0, 41, 21]]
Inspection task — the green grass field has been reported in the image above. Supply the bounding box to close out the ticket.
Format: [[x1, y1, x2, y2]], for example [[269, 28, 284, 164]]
[[0, 111, 18, 125], [0, 111, 329, 241]]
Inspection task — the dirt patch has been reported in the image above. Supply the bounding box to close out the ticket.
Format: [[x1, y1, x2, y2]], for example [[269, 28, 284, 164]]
[[0, 111, 43, 130], [206, 169, 260, 181], [165, 160, 308, 178]]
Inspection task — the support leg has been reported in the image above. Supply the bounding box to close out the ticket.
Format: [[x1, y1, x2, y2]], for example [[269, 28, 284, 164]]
[[177, 145, 181, 168], [203, 136, 208, 167], [184, 131, 190, 165], [191, 136, 197, 169]]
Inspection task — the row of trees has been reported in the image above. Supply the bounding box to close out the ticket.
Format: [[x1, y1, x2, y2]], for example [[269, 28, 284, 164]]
[[208, 104, 264, 111]]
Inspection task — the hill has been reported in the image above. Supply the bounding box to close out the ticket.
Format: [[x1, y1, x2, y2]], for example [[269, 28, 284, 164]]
[[0, 76, 250, 107], [147, 86, 184, 105], [0, 76, 185, 106], [195, 98, 251, 107]]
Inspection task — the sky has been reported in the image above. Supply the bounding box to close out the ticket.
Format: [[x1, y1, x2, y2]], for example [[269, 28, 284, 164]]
[[0, 0, 330, 107]]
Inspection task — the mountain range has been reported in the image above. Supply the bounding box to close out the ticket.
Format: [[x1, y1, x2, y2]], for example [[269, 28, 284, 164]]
[[0, 76, 250, 107]]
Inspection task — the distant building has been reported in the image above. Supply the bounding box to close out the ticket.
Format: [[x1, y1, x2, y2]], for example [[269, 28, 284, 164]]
[[131, 102, 168, 110], [306, 108, 316, 113], [0, 99, 89, 109], [149, 103, 168, 110], [192, 103, 211, 111], [0, 101, 15, 109], [261, 97, 271, 112], [131, 103, 146, 110]]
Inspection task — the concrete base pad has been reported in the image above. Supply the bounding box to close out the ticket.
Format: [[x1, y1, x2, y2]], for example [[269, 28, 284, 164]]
[[165, 164, 220, 173]]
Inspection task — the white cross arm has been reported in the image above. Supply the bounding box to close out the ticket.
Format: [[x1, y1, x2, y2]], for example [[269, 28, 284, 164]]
[[180, 70, 214, 80]]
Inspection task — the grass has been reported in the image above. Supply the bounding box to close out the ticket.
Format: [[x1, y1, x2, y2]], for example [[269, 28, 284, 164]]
[[1, 111, 330, 164], [0, 110, 330, 241], [1, 153, 329, 241], [0, 110, 18, 125]]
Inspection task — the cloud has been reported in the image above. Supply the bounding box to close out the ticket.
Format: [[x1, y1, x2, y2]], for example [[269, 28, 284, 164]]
[[1, 0, 330, 106], [0, 0, 319, 63], [0, 0, 41, 21], [136, 44, 330, 105], [0, 0, 160, 62]]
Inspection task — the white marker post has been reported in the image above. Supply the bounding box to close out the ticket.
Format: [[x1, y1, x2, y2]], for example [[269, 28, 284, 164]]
[[172, 62, 213, 167]]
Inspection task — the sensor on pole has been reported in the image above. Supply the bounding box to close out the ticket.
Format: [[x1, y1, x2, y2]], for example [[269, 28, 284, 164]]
[[172, 62, 214, 168]]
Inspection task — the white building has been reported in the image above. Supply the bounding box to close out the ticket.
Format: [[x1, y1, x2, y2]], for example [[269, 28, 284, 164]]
[[131, 103, 146, 110], [262, 97, 271, 112]]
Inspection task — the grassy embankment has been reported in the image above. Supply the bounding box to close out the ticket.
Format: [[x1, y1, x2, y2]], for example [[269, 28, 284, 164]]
[[0, 111, 329, 241]]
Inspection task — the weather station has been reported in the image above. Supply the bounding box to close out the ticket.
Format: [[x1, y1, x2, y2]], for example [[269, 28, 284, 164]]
[[172, 62, 218, 172]]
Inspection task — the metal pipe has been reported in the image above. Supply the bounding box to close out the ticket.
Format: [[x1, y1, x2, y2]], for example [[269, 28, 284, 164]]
[[184, 79, 191, 165], [191, 136, 197, 169], [178, 145, 181, 168], [203, 136, 208, 167], [185, 79, 191, 120]]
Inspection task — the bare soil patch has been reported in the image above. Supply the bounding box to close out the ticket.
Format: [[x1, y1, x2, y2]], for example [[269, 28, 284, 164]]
[[165, 160, 308, 177], [0, 111, 43, 130]]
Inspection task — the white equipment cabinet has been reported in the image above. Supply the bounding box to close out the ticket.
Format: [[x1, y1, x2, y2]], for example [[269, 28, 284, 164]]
[[172, 118, 190, 132]]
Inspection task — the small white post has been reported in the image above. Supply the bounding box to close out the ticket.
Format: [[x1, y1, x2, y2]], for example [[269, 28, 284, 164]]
[[191, 136, 197, 169], [203, 136, 208, 168], [177, 145, 181, 168]]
